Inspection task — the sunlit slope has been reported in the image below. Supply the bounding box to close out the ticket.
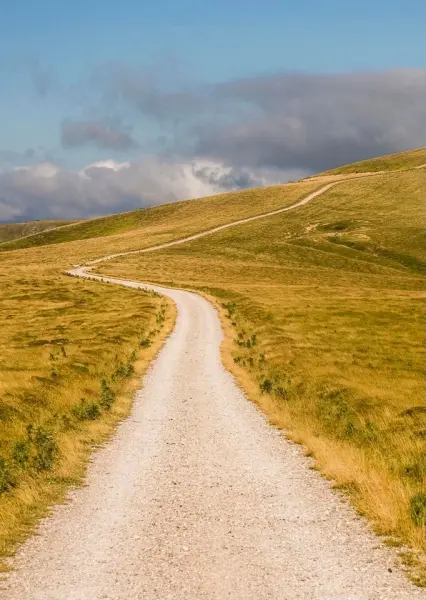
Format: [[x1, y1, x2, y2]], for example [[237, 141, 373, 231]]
[[96, 167, 426, 571], [0, 180, 325, 257], [0, 220, 77, 243], [319, 147, 425, 175]]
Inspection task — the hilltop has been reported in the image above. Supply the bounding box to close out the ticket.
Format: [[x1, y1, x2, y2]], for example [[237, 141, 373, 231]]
[[319, 147, 425, 175]]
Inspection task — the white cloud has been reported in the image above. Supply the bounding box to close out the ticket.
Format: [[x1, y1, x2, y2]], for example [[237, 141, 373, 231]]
[[0, 157, 298, 221], [14, 162, 60, 178]]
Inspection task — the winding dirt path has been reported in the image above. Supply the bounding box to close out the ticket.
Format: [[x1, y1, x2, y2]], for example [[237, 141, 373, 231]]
[[3, 179, 425, 599], [86, 181, 341, 265]]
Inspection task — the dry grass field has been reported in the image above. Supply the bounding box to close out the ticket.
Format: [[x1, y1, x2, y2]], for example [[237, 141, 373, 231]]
[[0, 250, 175, 566], [0, 149, 424, 582], [320, 147, 425, 175], [0, 177, 323, 564], [93, 164, 425, 582], [0, 180, 326, 254]]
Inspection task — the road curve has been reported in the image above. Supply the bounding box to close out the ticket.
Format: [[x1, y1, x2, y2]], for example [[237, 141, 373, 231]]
[[3, 272, 424, 600], [86, 181, 341, 265]]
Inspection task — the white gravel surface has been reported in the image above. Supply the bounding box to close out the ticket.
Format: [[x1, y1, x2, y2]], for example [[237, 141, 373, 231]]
[[2, 272, 424, 600]]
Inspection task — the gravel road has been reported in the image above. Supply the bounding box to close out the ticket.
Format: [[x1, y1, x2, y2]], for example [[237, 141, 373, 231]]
[[86, 181, 341, 265], [3, 273, 424, 600]]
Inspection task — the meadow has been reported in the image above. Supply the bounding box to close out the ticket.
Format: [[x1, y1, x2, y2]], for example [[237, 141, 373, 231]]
[[0, 177, 323, 564], [93, 166, 426, 582], [0, 251, 175, 565], [320, 146, 425, 175], [0, 149, 424, 582], [0, 179, 326, 254]]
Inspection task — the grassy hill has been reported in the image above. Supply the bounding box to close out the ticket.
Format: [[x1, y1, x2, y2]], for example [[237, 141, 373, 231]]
[[92, 164, 426, 581], [0, 220, 77, 243], [0, 180, 327, 253], [0, 150, 424, 581], [320, 147, 425, 175]]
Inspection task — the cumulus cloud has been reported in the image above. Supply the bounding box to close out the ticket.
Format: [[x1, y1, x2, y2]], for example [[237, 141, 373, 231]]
[[94, 66, 426, 171], [61, 120, 138, 150], [0, 158, 296, 221]]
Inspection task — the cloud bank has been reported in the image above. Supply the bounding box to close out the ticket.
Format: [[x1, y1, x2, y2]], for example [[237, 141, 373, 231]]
[[1, 68, 425, 221], [0, 159, 295, 221]]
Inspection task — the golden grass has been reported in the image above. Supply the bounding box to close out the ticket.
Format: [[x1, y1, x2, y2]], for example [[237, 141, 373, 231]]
[[0, 175, 327, 562], [0, 179, 326, 253], [93, 168, 426, 582], [0, 250, 175, 566], [320, 147, 425, 175], [0, 156, 424, 582]]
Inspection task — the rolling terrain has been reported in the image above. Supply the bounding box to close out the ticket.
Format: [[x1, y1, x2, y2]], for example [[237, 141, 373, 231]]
[[0, 149, 424, 592], [0, 179, 327, 254], [319, 146, 425, 175], [0, 220, 77, 244]]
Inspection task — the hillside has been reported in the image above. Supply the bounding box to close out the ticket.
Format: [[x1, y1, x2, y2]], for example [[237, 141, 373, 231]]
[[1, 148, 423, 254], [91, 163, 426, 579], [0, 180, 326, 254], [0, 220, 77, 243], [0, 150, 424, 582], [320, 147, 425, 175]]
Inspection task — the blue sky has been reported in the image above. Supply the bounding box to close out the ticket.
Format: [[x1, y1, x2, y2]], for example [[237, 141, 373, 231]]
[[0, 0, 424, 220]]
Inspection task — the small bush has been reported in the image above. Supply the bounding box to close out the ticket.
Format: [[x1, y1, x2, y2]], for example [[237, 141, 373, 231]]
[[32, 427, 59, 472], [0, 458, 13, 493], [72, 399, 101, 421], [100, 379, 115, 410], [115, 362, 133, 378], [260, 379, 273, 394], [223, 301, 236, 318], [410, 492, 426, 526], [12, 441, 30, 469], [127, 362, 134, 376]]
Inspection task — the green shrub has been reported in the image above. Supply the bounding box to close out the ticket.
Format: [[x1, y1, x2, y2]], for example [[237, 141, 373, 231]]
[[100, 378, 115, 410], [410, 492, 426, 526], [0, 458, 13, 493], [260, 379, 273, 394], [115, 362, 134, 378], [72, 399, 101, 421], [32, 427, 59, 472], [12, 441, 30, 469], [223, 301, 236, 318]]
